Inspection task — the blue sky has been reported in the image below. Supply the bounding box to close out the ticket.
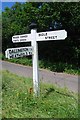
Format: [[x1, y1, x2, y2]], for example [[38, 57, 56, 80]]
[[2, 2, 15, 11], [2, 2, 26, 11]]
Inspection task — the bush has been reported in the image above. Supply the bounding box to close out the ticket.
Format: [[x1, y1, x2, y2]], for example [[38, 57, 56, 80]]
[[1, 53, 79, 75]]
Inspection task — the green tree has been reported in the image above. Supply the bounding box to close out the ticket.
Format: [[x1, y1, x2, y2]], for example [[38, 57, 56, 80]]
[[2, 2, 80, 67]]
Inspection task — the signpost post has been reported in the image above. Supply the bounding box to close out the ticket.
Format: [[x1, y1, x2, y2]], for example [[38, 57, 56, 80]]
[[31, 27, 40, 96], [5, 23, 67, 97]]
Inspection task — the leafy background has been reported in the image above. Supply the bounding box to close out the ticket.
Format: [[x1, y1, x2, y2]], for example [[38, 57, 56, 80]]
[[2, 2, 80, 69]]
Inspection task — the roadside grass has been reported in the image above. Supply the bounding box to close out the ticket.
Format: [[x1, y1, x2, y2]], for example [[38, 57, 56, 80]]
[[1, 52, 79, 75], [1, 70, 79, 118]]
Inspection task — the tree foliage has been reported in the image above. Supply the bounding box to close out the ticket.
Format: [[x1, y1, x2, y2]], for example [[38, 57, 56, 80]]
[[2, 2, 80, 66]]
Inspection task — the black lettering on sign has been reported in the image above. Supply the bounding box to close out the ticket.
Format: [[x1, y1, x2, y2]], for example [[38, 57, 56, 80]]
[[20, 35, 28, 38], [16, 49, 22, 52], [20, 39, 26, 41], [15, 53, 20, 58], [20, 53, 25, 57], [39, 33, 47, 36], [13, 39, 19, 42], [45, 36, 57, 39], [10, 49, 14, 54], [14, 54, 17, 58], [9, 54, 14, 59], [10, 49, 17, 54], [23, 48, 28, 51], [29, 52, 32, 55], [26, 52, 28, 55], [9, 50, 12, 54], [13, 36, 19, 39]]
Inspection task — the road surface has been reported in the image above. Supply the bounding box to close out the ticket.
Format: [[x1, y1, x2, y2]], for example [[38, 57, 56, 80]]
[[0, 60, 79, 93]]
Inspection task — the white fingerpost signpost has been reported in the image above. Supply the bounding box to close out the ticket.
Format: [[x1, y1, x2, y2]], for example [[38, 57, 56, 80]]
[[5, 22, 67, 97]]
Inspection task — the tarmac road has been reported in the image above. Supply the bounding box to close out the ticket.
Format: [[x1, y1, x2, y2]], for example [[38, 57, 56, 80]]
[[0, 60, 79, 93]]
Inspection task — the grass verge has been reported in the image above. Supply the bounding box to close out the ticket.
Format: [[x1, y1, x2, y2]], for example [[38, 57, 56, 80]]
[[1, 70, 79, 118]]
